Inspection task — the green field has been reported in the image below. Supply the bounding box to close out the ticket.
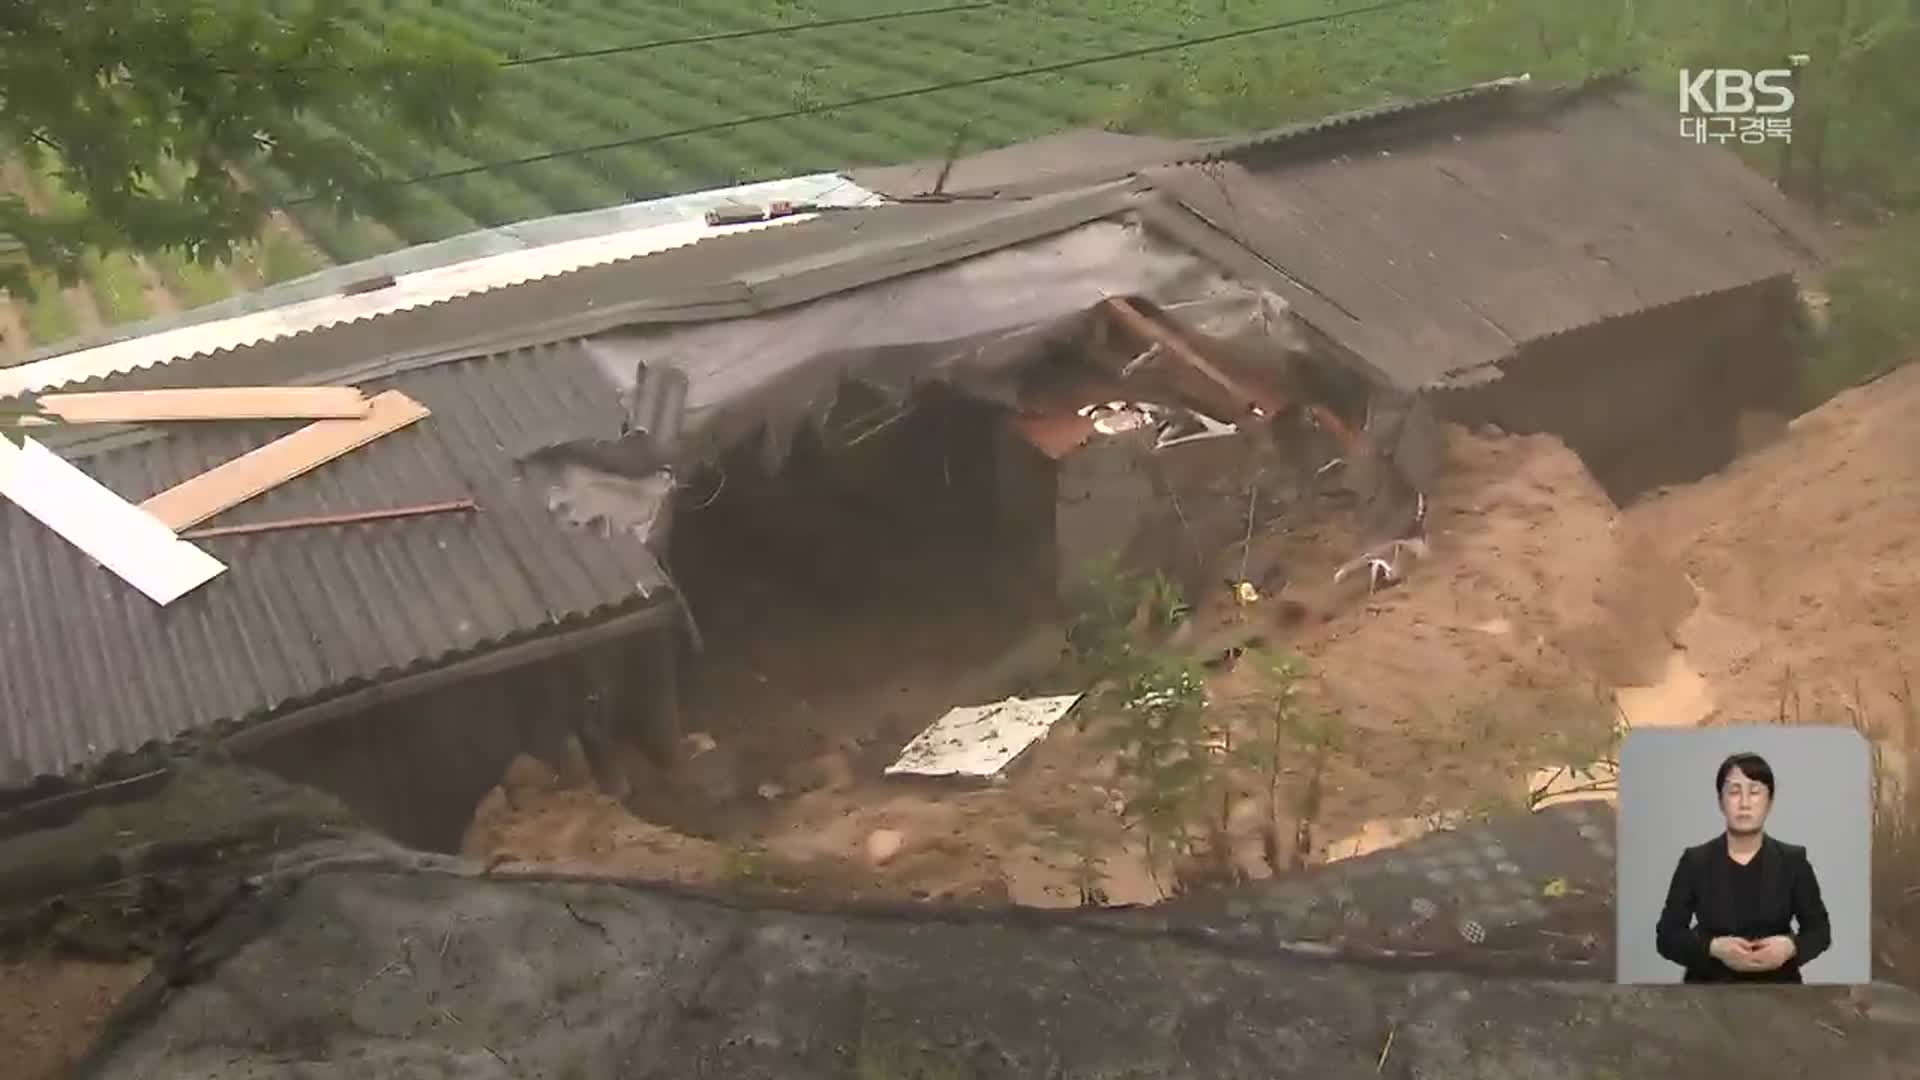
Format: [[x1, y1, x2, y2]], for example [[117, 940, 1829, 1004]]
[[3, 0, 1461, 358]]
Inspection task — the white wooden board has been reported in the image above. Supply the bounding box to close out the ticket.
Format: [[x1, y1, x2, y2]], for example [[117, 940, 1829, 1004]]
[[885, 694, 1083, 779], [0, 436, 226, 605]]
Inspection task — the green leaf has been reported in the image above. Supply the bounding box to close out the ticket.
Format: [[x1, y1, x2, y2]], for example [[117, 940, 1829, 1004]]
[[0, 0, 497, 280]]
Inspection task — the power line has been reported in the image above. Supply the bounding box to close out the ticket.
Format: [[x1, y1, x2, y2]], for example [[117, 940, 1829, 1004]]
[[156, 2, 1001, 75], [307, 0, 1436, 201], [500, 2, 1000, 69]]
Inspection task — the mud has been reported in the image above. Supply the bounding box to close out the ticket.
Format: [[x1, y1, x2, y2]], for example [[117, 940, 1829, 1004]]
[[1627, 362, 1920, 729], [0, 954, 149, 1080]]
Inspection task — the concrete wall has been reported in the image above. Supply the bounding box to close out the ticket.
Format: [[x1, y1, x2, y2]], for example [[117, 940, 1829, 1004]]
[[1434, 278, 1803, 503], [1049, 423, 1303, 607]]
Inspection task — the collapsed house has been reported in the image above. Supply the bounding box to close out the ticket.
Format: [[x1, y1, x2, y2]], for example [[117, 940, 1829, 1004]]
[[0, 76, 1823, 850]]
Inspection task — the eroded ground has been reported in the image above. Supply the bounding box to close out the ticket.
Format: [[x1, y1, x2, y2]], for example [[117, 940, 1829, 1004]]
[[461, 367, 1918, 916]]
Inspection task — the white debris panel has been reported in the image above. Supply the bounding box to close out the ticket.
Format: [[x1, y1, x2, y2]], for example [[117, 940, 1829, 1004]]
[[885, 694, 1083, 779], [0, 435, 227, 605]]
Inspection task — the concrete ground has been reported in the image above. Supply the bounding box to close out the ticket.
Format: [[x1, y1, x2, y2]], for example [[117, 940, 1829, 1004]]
[[1169, 802, 1618, 976], [77, 847, 1920, 1080]]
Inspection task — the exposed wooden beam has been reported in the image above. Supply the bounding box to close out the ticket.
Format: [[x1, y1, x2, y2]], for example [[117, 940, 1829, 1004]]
[[30, 386, 371, 425]]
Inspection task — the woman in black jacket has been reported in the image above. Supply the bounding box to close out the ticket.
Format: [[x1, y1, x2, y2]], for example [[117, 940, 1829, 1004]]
[[1655, 751, 1832, 983]]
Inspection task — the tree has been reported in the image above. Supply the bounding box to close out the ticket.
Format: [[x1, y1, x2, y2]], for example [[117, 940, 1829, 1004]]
[[1449, 0, 1920, 400], [1448, 0, 1920, 211], [0, 1, 495, 295]]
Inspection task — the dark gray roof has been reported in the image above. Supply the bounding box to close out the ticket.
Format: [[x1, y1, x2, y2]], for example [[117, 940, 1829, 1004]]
[[0, 340, 670, 782], [14, 183, 1143, 410], [1141, 86, 1824, 389]]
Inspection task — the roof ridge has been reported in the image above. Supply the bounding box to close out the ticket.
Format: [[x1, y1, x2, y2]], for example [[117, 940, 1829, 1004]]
[[1178, 71, 1648, 167]]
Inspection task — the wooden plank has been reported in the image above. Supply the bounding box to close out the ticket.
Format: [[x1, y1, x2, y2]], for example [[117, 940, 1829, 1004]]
[[0, 435, 226, 605], [30, 387, 372, 424], [141, 390, 431, 531], [1103, 296, 1270, 417]]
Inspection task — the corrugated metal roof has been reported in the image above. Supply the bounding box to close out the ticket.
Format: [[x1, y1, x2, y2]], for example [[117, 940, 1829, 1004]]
[[1143, 87, 1822, 389], [17, 184, 1146, 433], [0, 340, 670, 782], [1176, 74, 1539, 166], [1, 176, 884, 399]]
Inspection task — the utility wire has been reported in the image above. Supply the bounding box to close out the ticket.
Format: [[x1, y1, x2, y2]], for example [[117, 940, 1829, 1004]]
[[499, 2, 1001, 69], [300, 0, 1436, 201], [158, 2, 1005, 75]]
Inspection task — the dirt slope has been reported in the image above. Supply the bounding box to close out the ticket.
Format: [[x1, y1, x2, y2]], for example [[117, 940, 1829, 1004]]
[[1275, 425, 1690, 845], [1628, 362, 1920, 730]]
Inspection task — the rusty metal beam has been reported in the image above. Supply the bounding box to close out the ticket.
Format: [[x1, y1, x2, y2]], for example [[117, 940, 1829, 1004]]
[[178, 499, 478, 541]]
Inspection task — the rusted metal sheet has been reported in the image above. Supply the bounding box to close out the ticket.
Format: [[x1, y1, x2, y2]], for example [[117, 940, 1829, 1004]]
[[1006, 411, 1098, 460]]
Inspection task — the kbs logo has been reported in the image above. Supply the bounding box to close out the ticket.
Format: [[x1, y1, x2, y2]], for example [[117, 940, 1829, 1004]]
[[1679, 69, 1796, 115], [1677, 69, 1795, 146]]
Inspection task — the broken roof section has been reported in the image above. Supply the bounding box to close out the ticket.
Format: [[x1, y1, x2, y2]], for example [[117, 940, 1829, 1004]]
[[0, 75, 1826, 786], [0, 190, 1308, 787]]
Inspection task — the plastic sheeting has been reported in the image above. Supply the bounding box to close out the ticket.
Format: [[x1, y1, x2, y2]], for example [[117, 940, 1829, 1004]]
[[579, 219, 1310, 469]]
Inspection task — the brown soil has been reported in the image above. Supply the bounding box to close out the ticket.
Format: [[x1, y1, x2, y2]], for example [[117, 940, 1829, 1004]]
[[0, 954, 149, 1080], [1275, 426, 1690, 841], [460, 358, 1920, 923], [1627, 362, 1920, 727], [464, 422, 1701, 906]]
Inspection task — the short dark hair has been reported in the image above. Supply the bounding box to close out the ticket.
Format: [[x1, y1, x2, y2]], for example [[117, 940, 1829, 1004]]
[[1716, 752, 1775, 797]]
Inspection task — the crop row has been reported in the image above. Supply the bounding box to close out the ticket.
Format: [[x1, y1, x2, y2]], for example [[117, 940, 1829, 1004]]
[[237, 0, 1198, 257], [275, 0, 1168, 247]]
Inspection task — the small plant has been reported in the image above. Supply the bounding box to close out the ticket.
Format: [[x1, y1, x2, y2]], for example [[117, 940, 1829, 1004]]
[[720, 842, 769, 885], [1103, 656, 1219, 894], [1063, 555, 1192, 682], [1064, 552, 1143, 676], [1029, 806, 1111, 907], [1233, 652, 1345, 873], [1143, 571, 1191, 631], [1525, 688, 1626, 810]]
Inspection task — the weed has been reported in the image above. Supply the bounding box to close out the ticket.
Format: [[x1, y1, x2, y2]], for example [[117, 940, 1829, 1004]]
[[1064, 553, 1143, 677], [720, 842, 768, 885], [1028, 805, 1112, 907], [1062, 555, 1191, 682], [1525, 689, 1626, 810], [1143, 571, 1191, 631], [1231, 652, 1341, 873], [1765, 666, 1920, 986], [1102, 656, 1217, 894]]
